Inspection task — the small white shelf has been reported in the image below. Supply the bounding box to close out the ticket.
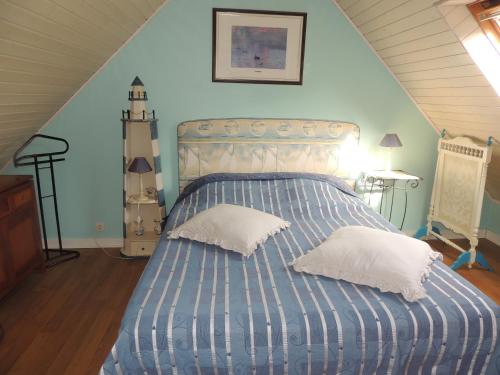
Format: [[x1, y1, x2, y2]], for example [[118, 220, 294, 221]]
[[363, 170, 421, 181], [127, 195, 158, 205], [125, 230, 160, 257], [126, 230, 160, 241]]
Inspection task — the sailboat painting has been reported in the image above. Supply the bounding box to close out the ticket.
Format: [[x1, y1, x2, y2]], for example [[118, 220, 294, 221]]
[[213, 9, 307, 84], [231, 26, 287, 70]]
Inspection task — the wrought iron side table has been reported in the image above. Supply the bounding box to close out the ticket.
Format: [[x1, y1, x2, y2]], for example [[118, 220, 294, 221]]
[[360, 170, 422, 230]]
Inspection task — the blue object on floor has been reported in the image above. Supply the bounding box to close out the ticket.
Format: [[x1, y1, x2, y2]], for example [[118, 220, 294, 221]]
[[414, 226, 427, 239], [414, 225, 440, 239], [475, 251, 493, 271], [451, 250, 493, 271], [451, 251, 471, 270]]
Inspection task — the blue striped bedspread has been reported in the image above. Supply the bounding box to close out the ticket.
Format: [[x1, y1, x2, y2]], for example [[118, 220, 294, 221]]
[[101, 173, 499, 374]]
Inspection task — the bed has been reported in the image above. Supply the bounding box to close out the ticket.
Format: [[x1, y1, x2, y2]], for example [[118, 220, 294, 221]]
[[101, 119, 499, 374]]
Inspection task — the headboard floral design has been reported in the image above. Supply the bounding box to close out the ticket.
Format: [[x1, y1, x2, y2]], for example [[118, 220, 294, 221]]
[[177, 118, 360, 191]]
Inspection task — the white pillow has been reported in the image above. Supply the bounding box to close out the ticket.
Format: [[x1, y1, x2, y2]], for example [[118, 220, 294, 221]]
[[167, 204, 290, 256], [291, 226, 442, 302]]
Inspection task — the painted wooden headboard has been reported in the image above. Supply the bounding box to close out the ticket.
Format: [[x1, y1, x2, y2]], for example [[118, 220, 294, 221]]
[[177, 118, 359, 192]]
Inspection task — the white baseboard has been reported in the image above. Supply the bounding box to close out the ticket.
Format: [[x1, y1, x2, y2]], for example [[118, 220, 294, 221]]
[[47, 230, 500, 250], [404, 228, 500, 246], [46, 238, 123, 249], [403, 228, 464, 239], [485, 230, 500, 246]]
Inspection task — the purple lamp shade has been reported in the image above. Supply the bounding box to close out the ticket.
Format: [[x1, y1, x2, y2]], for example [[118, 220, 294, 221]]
[[128, 157, 152, 173], [379, 133, 402, 148]]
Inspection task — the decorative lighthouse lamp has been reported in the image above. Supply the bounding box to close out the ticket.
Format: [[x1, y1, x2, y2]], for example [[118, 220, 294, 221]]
[[121, 76, 166, 257]]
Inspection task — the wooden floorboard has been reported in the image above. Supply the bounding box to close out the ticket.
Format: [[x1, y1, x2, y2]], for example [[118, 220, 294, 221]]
[[0, 249, 146, 375], [0, 240, 498, 374], [426, 238, 500, 305]]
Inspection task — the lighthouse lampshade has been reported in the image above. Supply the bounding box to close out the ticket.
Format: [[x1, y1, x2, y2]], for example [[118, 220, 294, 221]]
[[128, 157, 153, 202]]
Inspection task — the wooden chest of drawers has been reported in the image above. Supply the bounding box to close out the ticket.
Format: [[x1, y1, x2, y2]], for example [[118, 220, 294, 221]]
[[0, 175, 44, 299]]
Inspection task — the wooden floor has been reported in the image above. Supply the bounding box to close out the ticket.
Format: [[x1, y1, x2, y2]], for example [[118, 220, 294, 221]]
[[0, 249, 147, 375], [427, 238, 500, 305], [0, 240, 499, 374]]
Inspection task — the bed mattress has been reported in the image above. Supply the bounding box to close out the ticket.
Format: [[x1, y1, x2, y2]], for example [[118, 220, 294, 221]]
[[101, 173, 499, 374]]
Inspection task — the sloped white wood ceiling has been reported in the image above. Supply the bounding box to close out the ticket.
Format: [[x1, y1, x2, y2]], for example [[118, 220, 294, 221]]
[[0, 0, 166, 168], [1, 0, 498, 198], [335, 0, 500, 200]]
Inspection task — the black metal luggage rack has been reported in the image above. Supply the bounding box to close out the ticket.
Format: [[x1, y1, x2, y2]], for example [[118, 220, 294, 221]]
[[13, 134, 79, 267]]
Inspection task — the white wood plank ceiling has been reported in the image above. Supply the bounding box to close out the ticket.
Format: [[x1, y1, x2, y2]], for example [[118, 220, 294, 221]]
[[335, 0, 500, 200], [0, 0, 166, 168], [1, 0, 498, 197]]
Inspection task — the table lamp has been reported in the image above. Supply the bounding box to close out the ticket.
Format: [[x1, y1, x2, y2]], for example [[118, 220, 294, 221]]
[[128, 157, 153, 202], [379, 133, 402, 171]]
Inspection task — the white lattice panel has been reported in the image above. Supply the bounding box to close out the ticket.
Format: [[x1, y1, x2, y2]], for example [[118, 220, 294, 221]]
[[429, 136, 492, 243]]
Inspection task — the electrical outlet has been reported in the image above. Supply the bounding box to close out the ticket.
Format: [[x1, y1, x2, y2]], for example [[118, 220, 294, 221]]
[[96, 222, 105, 232]]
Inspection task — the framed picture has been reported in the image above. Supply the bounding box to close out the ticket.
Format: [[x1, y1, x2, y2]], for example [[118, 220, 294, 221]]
[[212, 8, 307, 85]]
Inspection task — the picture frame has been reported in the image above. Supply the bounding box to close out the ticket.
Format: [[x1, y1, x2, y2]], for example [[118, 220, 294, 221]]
[[212, 8, 307, 85]]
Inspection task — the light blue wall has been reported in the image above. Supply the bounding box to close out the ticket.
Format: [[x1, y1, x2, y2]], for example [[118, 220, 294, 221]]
[[5, 0, 439, 239], [484, 198, 500, 236]]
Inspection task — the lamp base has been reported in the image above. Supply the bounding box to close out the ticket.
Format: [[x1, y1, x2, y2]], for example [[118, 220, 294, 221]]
[[135, 194, 150, 202], [384, 148, 393, 172], [135, 215, 144, 236]]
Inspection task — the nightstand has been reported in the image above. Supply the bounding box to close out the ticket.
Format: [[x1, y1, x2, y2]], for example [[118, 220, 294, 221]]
[[359, 170, 422, 230]]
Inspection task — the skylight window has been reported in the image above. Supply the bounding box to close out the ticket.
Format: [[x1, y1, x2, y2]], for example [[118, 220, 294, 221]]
[[467, 1, 500, 96], [464, 33, 500, 95]]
